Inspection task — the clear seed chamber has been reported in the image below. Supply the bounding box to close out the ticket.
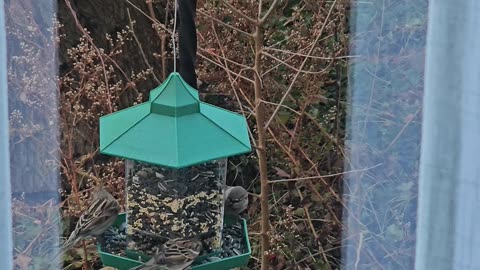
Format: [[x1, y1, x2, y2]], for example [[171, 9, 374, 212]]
[[125, 158, 227, 255]]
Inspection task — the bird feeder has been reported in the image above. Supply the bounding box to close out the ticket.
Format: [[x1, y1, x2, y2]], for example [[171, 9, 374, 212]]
[[99, 72, 251, 256]]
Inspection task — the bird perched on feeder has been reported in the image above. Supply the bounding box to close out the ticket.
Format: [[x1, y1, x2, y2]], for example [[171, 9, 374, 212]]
[[224, 185, 249, 218], [63, 185, 121, 250], [131, 238, 203, 270]]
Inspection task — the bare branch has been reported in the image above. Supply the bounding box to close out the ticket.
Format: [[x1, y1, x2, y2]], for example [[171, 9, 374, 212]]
[[251, 20, 270, 270], [264, 46, 358, 60], [197, 52, 255, 83], [260, 0, 281, 24], [146, 0, 167, 81], [268, 163, 384, 183], [261, 100, 301, 115], [126, 0, 167, 31], [198, 47, 252, 69], [64, 0, 112, 112], [210, 22, 258, 148], [261, 34, 335, 77], [221, 0, 256, 24], [262, 51, 331, 74], [258, 0, 263, 18], [127, 9, 161, 84], [198, 10, 253, 37]]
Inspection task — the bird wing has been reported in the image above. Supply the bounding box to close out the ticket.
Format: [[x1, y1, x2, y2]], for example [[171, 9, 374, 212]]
[[63, 195, 120, 249], [76, 196, 120, 236], [156, 239, 197, 269]]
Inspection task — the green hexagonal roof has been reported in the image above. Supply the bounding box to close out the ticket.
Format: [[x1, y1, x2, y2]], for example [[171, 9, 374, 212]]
[[99, 72, 251, 168]]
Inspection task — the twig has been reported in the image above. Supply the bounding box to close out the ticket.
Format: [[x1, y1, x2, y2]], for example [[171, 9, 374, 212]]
[[294, 144, 343, 226], [127, 0, 251, 81], [384, 106, 421, 152], [305, 207, 319, 239], [261, 100, 301, 115], [146, 0, 167, 81], [265, 0, 338, 129], [287, 91, 309, 150], [304, 112, 341, 148], [210, 22, 258, 148], [198, 47, 252, 69], [196, 52, 254, 83], [334, 62, 342, 141], [260, 0, 281, 24], [161, 34, 167, 80], [198, 10, 252, 37], [303, 206, 334, 270], [268, 163, 383, 183], [127, 8, 160, 84], [258, 0, 263, 17], [126, 0, 165, 29], [262, 51, 331, 74], [264, 46, 358, 60], [221, 0, 256, 24], [65, 132, 80, 205], [76, 170, 102, 184], [267, 126, 299, 168], [261, 34, 335, 77], [82, 240, 89, 270], [64, 0, 112, 113], [354, 232, 363, 270]]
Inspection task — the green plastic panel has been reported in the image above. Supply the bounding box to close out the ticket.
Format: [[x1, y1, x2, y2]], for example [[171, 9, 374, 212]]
[[99, 72, 251, 168], [98, 213, 251, 270], [99, 103, 150, 150], [151, 75, 200, 116], [149, 72, 200, 102], [199, 103, 251, 150], [193, 218, 252, 270]]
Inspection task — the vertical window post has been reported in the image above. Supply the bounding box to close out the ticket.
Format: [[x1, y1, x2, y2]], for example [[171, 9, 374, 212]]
[[0, 0, 13, 268]]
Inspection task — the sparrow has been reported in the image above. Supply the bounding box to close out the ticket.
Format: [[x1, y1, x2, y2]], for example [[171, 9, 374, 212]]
[[224, 185, 249, 218], [63, 185, 121, 249], [131, 238, 203, 270]]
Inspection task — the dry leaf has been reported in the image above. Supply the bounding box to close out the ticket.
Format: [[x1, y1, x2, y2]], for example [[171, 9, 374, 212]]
[[272, 253, 287, 270], [273, 166, 291, 178], [72, 261, 83, 268], [294, 208, 305, 217], [15, 254, 32, 270], [311, 191, 322, 202]]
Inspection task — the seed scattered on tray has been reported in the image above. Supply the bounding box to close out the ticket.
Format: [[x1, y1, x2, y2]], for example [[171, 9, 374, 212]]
[[102, 222, 128, 257], [101, 220, 247, 264], [197, 221, 247, 264]]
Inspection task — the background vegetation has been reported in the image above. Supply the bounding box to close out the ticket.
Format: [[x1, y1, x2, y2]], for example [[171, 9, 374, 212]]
[[6, 0, 427, 269]]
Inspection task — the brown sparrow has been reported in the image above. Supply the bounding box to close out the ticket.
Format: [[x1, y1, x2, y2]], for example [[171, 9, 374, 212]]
[[63, 185, 120, 249], [131, 238, 203, 270]]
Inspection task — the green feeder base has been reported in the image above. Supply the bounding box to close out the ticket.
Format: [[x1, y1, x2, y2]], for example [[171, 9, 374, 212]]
[[98, 214, 251, 270]]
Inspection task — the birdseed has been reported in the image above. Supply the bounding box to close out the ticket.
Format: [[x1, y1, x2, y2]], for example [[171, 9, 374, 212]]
[[102, 220, 248, 263], [125, 159, 227, 256]]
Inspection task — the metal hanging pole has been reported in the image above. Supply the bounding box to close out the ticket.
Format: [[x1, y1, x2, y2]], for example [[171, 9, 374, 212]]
[[178, 0, 198, 89]]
